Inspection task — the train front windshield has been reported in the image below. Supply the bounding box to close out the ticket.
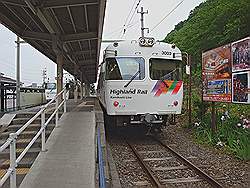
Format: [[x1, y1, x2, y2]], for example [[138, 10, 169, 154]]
[[105, 57, 145, 80], [149, 58, 182, 80]]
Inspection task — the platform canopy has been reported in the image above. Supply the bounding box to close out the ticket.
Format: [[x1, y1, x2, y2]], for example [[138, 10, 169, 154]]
[[0, 0, 106, 83]]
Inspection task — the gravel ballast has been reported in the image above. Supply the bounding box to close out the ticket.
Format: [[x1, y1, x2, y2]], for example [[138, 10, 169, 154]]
[[108, 124, 249, 187], [160, 124, 249, 188]]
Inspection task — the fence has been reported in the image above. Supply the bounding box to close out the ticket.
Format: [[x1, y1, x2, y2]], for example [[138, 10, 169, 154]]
[[0, 88, 69, 188]]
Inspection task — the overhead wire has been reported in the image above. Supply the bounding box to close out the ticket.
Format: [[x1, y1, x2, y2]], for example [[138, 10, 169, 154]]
[[103, 0, 143, 39], [123, 0, 137, 28], [120, 0, 143, 38], [151, 0, 185, 33], [120, 20, 140, 39], [105, 26, 126, 37], [127, 0, 142, 27], [104, 20, 140, 39]]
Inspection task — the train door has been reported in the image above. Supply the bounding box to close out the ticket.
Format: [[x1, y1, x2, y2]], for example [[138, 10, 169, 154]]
[[98, 62, 106, 106]]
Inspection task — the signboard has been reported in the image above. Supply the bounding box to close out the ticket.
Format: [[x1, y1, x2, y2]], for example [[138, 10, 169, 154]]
[[232, 37, 250, 72], [202, 37, 249, 103], [202, 44, 232, 102], [232, 71, 250, 103], [232, 37, 250, 104]]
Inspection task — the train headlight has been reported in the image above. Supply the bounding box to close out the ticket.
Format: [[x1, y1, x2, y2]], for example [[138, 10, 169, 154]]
[[139, 37, 155, 47], [139, 37, 146, 46], [147, 38, 155, 46]]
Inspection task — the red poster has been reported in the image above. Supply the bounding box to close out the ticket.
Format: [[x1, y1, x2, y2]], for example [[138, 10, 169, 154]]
[[202, 44, 232, 102]]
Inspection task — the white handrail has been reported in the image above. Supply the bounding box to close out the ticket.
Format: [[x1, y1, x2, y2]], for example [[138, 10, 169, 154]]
[[15, 108, 43, 136], [0, 168, 12, 186], [16, 127, 43, 164], [0, 138, 12, 152], [0, 88, 69, 188], [43, 89, 65, 109]]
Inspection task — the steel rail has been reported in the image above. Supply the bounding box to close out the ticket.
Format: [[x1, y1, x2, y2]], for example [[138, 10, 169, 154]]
[[126, 140, 164, 188], [152, 137, 224, 188]]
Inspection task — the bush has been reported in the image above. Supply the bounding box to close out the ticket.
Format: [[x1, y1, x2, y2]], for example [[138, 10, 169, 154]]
[[193, 111, 250, 160]]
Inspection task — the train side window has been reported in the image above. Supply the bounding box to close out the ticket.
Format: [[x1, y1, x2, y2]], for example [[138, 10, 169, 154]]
[[149, 58, 182, 80]]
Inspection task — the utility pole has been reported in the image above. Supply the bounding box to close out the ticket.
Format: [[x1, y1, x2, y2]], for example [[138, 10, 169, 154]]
[[137, 7, 149, 38], [188, 54, 192, 127], [42, 68, 47, 85], [16, 36, 20, 110], [211, 101, 216, 134], [15, 36, 26, 110]]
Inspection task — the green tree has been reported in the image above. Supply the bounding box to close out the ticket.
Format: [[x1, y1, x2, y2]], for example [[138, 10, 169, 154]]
[[164, 0, 250, 77]]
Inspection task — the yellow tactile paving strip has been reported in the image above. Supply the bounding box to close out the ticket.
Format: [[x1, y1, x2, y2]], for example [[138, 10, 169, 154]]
[[18, 138, 32, 143], [0, 168, 30, 178], [1, 156, 34, 166], [2, 160, 10, 165], [19, 131, 37, 135], [16, 148, 24, 152], [17, 168, 30, 175]]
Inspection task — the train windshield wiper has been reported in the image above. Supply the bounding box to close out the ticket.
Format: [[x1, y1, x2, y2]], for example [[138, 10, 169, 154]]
[[159, 69, 177, 87], [124, 70, 140, 88], [160, 68, 177, 80]]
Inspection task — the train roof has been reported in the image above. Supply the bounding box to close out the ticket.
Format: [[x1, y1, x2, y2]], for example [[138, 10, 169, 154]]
[[104, 38, 182, 60]]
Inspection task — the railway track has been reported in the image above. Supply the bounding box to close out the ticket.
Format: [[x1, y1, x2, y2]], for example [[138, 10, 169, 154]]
[[108, 130, 225, 188], [126, 136, 224, 188]]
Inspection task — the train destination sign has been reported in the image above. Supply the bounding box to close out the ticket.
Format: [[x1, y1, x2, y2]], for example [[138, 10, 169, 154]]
[[202, 44, 232, 102]]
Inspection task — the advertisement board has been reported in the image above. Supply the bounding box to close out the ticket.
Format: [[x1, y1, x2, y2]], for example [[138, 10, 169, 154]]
[[232, 37, 250, 72], [232, 71, 250, 104], [202, 44, 232, 102]]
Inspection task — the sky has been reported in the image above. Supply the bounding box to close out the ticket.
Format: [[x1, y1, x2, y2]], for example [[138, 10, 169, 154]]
[[0, 0, 205, 85]]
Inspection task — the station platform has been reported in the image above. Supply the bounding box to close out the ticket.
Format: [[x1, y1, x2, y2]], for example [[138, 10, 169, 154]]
[[19, 99, 97, 188]]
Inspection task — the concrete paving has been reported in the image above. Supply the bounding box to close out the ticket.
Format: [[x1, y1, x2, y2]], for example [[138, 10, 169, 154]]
[[19, 100, 96, 188]]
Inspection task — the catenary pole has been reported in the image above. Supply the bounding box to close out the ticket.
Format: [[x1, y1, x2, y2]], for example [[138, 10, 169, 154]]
[[137, 7, 148, 38], [16, 36, 20, 110]]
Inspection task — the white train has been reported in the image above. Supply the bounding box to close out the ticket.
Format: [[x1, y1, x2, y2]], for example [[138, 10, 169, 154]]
[[97, 37, 184, 131]]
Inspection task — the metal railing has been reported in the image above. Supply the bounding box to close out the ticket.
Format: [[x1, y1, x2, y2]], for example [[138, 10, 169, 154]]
[[0, 88, 69, 188]]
